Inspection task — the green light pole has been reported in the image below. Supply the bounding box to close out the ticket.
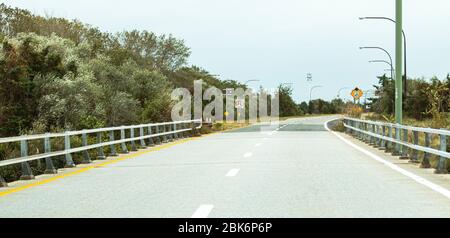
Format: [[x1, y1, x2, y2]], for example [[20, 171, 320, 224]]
[[395, 0, 403, 124]]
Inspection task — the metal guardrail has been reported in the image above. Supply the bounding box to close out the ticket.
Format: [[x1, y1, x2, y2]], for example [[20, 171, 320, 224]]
[[0, 119, 202, 186], [343, 117, 449, 174]]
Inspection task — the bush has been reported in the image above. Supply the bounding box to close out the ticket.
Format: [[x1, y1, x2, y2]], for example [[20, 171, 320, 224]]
[[345, 104, 363, 118]]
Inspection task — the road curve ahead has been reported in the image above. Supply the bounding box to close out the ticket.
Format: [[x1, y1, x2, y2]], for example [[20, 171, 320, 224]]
[[1, 115, 450, 218]]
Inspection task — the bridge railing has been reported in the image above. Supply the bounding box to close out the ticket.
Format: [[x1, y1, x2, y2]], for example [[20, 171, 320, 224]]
[[343, 117, 449, 174], [0, 119, 202, 185]]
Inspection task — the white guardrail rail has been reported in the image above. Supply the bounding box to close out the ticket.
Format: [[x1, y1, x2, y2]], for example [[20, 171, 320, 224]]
[[0, 119, 202, 186], [343, 117, 449, 174]]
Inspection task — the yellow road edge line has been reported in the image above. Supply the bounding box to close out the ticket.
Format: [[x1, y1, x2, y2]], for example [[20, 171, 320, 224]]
[[0, 131, 227, 198]]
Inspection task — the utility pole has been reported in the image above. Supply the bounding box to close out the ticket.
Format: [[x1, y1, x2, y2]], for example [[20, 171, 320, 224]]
[[395, 0, 403, 124]]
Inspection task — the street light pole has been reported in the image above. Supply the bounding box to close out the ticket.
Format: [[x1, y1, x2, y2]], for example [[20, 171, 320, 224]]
[[359, 16, 407, 98], [369, 60, 394, 80], [244, 79, 260, 85], [395, 0, 403, 124], [360, 47, 394, 81]]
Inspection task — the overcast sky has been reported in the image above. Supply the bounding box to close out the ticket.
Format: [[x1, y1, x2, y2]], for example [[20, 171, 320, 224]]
[[3, 0, 450, 102]]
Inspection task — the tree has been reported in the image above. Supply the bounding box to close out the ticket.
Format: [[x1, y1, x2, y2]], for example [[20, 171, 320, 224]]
[[278, 84, 302, 117]]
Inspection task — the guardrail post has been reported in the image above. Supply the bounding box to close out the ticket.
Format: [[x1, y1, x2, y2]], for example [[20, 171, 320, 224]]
[[180, 123, 187, 138], [409, 131, 419, 164], [130, 128, 138, 151], [355, 121, 361, 139], [399, 128, 409, 160], [392, 126, 401, 156], [81, 132, 91, 164], [147, 126, 155, 146], [345, 119, 350, 134], [373, 125, 380, 148], [177, 123, 184, 139], [168, 124, 174, 142], [154, 126, 162, 144], [0, 175, 7, 187], [64, 132, 76, 168], [379, 125, 386, 150], [120, 127, 129, 153], [20, 140, 34, 180], [369, 124, 375, 146], [162, 125, 168, 143], [173, 124, 179, 140], [386, 125, 393, 152], [420, 132, 432, 168], [435, 133, 448, 174], [44, 135, 57, 174], [360, 122, 367, 143], [139, 127, 147, 148], [97, 132, 106, 160], [191, 121, 200, 137], [109, 130, 118, 156]]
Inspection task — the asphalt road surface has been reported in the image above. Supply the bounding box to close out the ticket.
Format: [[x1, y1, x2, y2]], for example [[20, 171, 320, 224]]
[[1, 115, 450, 218]]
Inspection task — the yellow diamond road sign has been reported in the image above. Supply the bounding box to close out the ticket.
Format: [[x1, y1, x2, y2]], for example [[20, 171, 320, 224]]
[[351, 88, 364, 100]]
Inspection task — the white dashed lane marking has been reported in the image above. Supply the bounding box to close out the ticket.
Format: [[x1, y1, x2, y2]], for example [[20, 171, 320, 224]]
[[191, 205, 214, 218], [226, 169, 240, 177]]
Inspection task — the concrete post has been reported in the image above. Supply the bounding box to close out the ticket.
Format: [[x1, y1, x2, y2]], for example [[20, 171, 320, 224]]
[[0, 175, 7, 187], [130, 128, 138, 151], [409, 131, 419, 163], [387, 125, 393, 152], [369, 124, 375, 145], [374, 125, 380, 148], [379, 125, 386, 150], [435, 134, 448, 174], [173, 124, 179, 140], [162, 125, 168, 143], [179, 123, 185, 139], [81, 132, 91, 164], [147, 126, 155, 146], [44, 135, 57, 174], [120, 127, 129, 154], [392, 127, 401, 156], [97, 132, 106, 160], [154, 126, 162, 144], [345, 119, 350, 134], [139, 127, 147, 148], [420, 132, 432, 168], [20, 140, 34, 180], [168, 124, 174, 142], [109, 130, 118, 156], [64, 132, 76, 168], [399, 128, 409, 159]]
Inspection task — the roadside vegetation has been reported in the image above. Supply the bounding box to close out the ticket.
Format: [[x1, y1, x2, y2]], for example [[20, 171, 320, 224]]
[[343, 74, 449, 171], [363, 74, 449, 129]]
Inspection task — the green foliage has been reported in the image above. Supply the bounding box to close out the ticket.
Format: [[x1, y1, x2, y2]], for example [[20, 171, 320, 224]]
[[278, 84, 303, 117], [368, 73, 449, 128], [307, 98, 345, 115], [0, 3, 197, 135], [424, 77, 449, 128]]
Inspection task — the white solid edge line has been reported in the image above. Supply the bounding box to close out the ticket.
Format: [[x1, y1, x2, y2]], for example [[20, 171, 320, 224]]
[[191, 204, 214, 218], [226, 168, 240, 177], [324, 119, 450, 199], [255, 143, 262, 147]]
